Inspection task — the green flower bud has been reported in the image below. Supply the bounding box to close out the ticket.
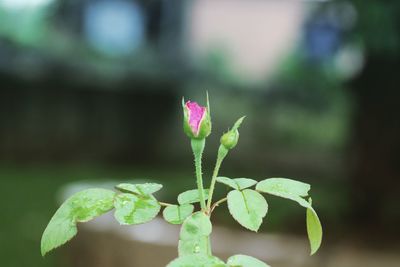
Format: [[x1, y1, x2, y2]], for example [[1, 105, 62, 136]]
[[220, 116, 245, 150], [221, 130, 239, 150]]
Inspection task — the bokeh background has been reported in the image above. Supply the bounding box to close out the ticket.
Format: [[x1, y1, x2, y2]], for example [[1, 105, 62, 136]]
[[1, 0, 399, 266]]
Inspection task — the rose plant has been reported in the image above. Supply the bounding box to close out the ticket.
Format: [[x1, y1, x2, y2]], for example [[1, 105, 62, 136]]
[[41, 94, 323, 267]]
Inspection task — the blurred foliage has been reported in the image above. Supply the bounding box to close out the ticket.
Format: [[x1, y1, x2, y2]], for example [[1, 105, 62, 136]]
[[352, 0, 400, 55], [0, 2, 178, 85], [0, 6, 49, 46], [261, 54, 351, 153]]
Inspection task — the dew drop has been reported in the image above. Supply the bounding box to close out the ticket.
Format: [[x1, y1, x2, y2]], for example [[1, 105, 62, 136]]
[[193, 244, 200, 253]]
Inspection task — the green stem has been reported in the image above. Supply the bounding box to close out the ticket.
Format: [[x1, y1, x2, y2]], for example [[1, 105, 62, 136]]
[[191, 138, 207, 211], [206, 145, 228, 212], [210, 197, 227, 214]]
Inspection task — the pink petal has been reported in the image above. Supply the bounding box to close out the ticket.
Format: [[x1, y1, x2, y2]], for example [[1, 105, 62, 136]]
[[186, 101, 206, 135]]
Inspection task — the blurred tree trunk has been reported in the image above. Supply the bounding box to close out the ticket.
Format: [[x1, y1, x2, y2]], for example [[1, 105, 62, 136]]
[[349, 54, 400, 238], [348, 0, 400, 239]]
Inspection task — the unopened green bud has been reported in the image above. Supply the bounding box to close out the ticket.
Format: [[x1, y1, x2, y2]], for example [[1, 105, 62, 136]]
[[220, 116, 245, 150], [221, 130, 239, 149]]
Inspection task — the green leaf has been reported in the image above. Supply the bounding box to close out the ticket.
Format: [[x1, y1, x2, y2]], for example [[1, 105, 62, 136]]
[[227, 254, 270, 267], [163, 204, 194, 224], [179, 212, 212, 240], [178, 237, 210, 256], [114, 193, 160, 225], [256, 178, 310, 196], [257, 179, 323, 254], [115, 183, 162, 195], [178, 189, 210, 205], [41, 188, 115, 256], [227, 189, 268, 232], [307, 199, 322, 255], [167, 255, 226, 267], [178, 212, 212, 256], [216, 177, 257, 190], [256, 178, 311, 208]]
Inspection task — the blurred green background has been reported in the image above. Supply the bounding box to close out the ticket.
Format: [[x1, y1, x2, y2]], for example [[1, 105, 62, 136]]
[[1, 0, 399, 266]]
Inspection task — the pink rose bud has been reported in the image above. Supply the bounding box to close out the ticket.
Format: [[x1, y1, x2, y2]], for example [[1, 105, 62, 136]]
[[182, 99, 211, 139]]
